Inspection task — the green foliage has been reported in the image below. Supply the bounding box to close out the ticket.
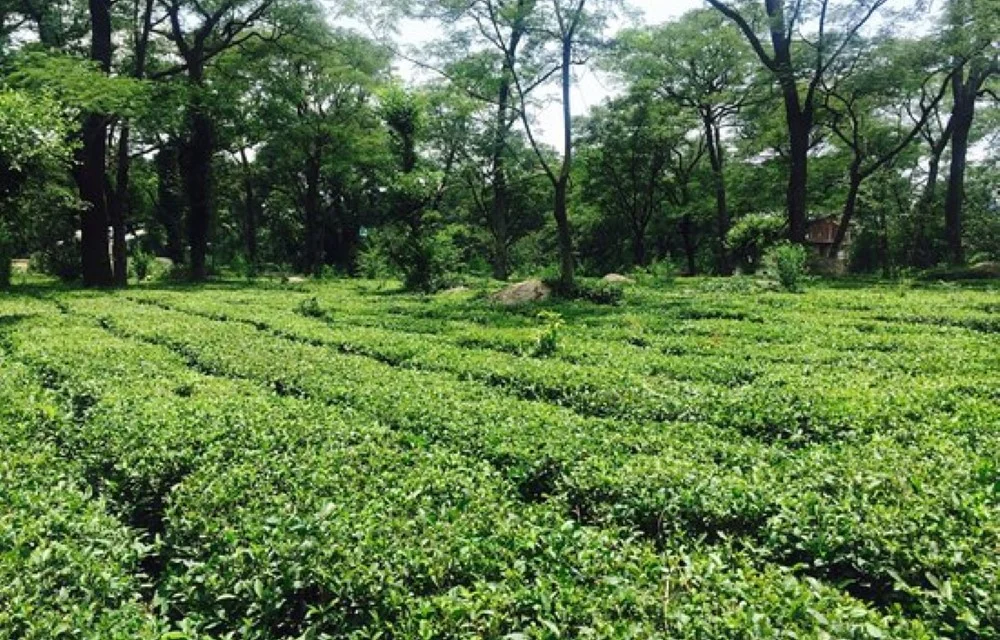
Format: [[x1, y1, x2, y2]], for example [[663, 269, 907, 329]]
[[532, 310, 564, 357], [765, 242, 809, 292], [30, 238, 81, 281], [2, 279, 999, 638], [632, 259, 676, 287], [4, 52, 149, 117], [130, 248, 154, 282], [727, 212, 787, 273], [549, 277, 626, 305], [294, 296, 330, 321]]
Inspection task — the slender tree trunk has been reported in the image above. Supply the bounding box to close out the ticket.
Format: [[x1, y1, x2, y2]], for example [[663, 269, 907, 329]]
[[944, 84, 975, 265], [490, 77, 512, 281], [107, 0, 155, 286], [554, 35, 576, 287], [184, 61, 214, 281], [239, 148, 258, 273], [304, 150, 324, 275], [110, 124, 130, 285], [553, 178, 574, 286], [632, 226, 647, 267], [154, 142, 185, 264], [680, 213, 696, 275], [829, 166, 861, 259], [703, 113, 731, 274], [912, 132, 950, 267]]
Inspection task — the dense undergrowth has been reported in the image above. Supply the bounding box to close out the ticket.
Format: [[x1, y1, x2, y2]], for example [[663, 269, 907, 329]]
[[0, 277, 997, 639]]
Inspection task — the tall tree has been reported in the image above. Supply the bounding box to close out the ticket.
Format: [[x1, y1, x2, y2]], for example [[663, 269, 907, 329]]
[[108, 0, 156, 285], [821, 38, 955, 259], [157, 0, 281, 280], [940, 0, 998, 264], [705, 0, 897, 244], [75, 0, 115, 286], [579, 93, 700, 267], [617, 9, 758, 273], [512, 0, 618, 286], [413, 0, 544, 280]]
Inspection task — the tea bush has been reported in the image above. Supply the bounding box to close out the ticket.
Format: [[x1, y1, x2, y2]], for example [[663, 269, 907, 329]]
[[1, 277, 997, 638]]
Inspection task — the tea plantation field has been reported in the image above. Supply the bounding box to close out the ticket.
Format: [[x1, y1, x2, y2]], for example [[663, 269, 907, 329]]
[[1, 278, 998, 639]]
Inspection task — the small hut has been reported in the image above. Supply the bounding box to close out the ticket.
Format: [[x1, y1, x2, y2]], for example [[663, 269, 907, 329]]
[[805, 215, 851, 272]]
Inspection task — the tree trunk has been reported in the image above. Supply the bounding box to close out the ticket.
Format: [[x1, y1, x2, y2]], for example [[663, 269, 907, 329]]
[[553, 179, 574, 287], [184, 64, 214, 281], [829, 167, 861, 259], [78, 114, 113, 287], [632, 227, 647, 267], [490, 77, 512, 281], [554, 35, 576, 288], [109, 124, 130, 286], [680, 213, 696, 275], [106, 0, 156, 286], [912, 133, 949, 268], [304, 150, 324, 275], [239, 148, 258, 272], [154, 142, 185, 265], [786, 114, 810, 244], [703, 113, 731, 274], [78, 0, 114, 287], [944, 86, 974, 265]]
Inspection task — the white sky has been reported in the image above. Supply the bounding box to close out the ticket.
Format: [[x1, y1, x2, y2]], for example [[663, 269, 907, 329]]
[[388, 0, 704, 148], [383, 0, 942, 149]]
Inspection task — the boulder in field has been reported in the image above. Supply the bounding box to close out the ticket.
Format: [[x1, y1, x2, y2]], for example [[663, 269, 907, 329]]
[[602, 273, 635, 284], [490, 279, 552, 306]]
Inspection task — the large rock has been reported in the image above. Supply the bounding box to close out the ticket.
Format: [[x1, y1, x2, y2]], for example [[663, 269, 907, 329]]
[[970, 262, 1000, 278], [601, 273, 635, 284], [490, 279, 552, 306]]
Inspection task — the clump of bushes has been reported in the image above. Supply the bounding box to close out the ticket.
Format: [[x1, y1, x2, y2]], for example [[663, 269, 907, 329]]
[[632, 260, 676, 287], [548, 278, 625, 305], [727, 212, 786, 273], [533, 311, 564, 357], [295, 296, 331, 321], [30, 238, 81, 282], [130, 248, 155, 282], [765, 242, 809, 292]]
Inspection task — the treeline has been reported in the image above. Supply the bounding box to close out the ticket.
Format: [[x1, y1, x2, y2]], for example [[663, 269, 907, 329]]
[[0, 0, 997, 290]]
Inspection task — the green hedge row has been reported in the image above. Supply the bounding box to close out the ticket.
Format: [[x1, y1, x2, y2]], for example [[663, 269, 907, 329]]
[[0, 301, 936, 639], [58, 294, 999, 637]]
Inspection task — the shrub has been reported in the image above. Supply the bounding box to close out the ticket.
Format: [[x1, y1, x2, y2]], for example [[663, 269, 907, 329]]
[[549, 278, 625, 305], [30, 237, 81, 281], [295, 296, 330, 321], [632, 260, 676, 287], [130, 248, 154, 282], [533, 311, 564, 357], [727, 212, 786, 273], [765, 242, 809, 292]]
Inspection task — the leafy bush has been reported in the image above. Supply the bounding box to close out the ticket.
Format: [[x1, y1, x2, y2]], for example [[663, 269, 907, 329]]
[[549, 278, 625, 305], [532, 311, 564, 357], [631, 259, 676, 287], [295, 296, 330, 321], [130, 248, 154, 282], [3, 280, 999, 638], [765, 242, 809, 292], [29, 237, 81, 281], [727, 212, 786, 273]]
